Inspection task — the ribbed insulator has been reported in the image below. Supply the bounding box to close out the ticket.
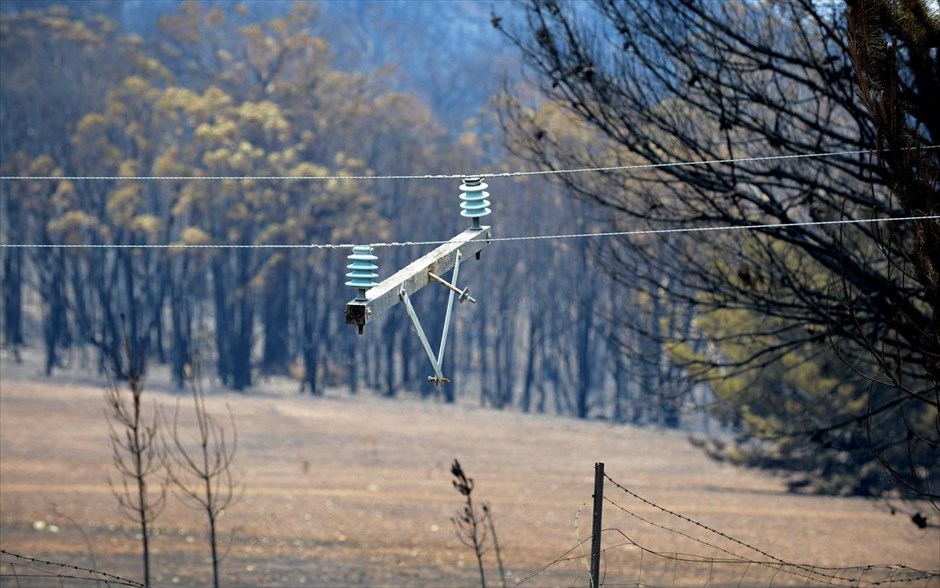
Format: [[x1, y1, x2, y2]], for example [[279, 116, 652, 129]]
[[459, 177, 491, 227], [345, 246, 378, 299]]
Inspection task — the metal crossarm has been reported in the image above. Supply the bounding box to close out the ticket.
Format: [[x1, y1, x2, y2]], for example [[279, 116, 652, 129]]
[[345, 226, 491, 333], [343, 178, 492, 386]]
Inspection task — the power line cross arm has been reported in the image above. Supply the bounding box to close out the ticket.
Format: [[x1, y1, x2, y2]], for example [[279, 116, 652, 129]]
[[344, 226, 491, 333]]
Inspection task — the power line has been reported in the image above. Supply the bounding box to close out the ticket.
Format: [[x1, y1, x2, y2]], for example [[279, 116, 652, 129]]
[[1, 146, 935, 182], [1, 215, 936, 250]]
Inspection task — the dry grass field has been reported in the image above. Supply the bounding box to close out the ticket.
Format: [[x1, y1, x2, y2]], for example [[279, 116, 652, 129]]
[[1, 349, 937, 587]]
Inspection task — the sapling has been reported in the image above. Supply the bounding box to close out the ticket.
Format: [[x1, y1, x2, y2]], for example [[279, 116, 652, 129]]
[[105, 322, 165, 588], [163, 357, 240, 588], [450, 459, 507, 588]]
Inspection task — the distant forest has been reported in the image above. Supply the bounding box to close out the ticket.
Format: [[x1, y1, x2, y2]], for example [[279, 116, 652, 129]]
[[0, 1, 650, 414], [1, 0, 937, 503]]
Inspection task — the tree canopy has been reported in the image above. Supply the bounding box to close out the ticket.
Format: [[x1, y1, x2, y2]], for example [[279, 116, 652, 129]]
[[495, 0, 938, 500], [1, 0, 937, 509]]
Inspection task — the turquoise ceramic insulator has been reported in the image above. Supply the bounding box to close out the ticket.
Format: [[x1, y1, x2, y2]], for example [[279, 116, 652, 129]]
[[459, 177, 491, 222], [345, 246, 378, 293]]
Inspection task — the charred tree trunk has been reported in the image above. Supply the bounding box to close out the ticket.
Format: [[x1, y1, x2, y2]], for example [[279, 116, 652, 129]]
[[2, 247, 24, 352], [230, 248, 254, 391], [261, 257, 290, 376], [211, 256, 232, 387]]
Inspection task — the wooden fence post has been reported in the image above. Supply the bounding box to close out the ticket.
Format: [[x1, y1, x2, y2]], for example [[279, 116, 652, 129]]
[[591, 462, 605, 588]]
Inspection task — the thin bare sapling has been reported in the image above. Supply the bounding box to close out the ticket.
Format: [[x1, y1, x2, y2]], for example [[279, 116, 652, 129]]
[[450, 459, 507, 588], [105, 321, 166, 588], [163, 357, 240, 588]]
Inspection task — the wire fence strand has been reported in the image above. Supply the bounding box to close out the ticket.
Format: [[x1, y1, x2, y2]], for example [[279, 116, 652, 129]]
[[0, 549, 145, 587], [515, 470, 940, 588]]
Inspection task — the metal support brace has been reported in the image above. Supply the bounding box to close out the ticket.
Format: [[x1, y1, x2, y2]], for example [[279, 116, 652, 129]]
[[436, 252, 462, 369], [400, 287, 448, 385], [397, 252, 472, 386]]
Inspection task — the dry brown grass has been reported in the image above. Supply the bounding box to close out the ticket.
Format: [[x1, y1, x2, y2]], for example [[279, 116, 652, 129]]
[[1, 350, 937, 587]]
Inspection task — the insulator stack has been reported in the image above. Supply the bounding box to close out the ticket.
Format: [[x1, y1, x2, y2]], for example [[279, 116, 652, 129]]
[[345, 245, 378, 301], [459, 177, 491, 230]]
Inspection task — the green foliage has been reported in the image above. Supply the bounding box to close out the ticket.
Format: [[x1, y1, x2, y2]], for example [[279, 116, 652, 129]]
[[1, 2, 480, 391], [498, 0, 939, 502], [676, 242, 939, 496]]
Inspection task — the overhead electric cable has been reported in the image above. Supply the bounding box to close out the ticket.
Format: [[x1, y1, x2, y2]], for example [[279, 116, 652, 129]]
[[0, 146, 935, 182], [1, 215, 936, 250]]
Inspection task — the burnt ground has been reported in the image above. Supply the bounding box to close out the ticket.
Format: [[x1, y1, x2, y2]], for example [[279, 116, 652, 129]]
[[1, 349, 937, 587]]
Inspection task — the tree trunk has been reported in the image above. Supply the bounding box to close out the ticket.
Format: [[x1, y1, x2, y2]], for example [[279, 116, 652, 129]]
[[211, 257, 231, 387], [262, 258, 290, 375], [1, 247, 24, 351], [231, 270, 254, 391]]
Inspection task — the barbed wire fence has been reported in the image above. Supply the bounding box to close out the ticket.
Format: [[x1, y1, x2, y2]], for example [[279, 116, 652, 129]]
[[0, 549, 144, 587], [3, 463, 939, 587], [514, 464, 940, 588]]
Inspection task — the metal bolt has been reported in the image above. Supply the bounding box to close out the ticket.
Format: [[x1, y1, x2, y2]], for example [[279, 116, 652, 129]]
[[428, 271, 477, 303]]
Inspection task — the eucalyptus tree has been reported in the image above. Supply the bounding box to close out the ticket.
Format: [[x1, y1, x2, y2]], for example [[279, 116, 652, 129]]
[[495, 0, 938, 499]]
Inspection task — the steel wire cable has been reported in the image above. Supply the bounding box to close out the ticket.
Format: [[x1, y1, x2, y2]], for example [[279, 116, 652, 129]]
[[1, 214, 936, 250]]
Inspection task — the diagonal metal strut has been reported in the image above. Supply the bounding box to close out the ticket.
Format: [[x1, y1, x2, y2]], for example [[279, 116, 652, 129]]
[[436, 251, 461, 369], [399, 287, 448, 385], [397, 250, 473, 386]]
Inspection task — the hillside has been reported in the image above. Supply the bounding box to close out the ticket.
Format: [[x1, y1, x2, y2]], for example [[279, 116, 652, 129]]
[[0, 0, 513, 130], [0, 349, 936, 586]]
